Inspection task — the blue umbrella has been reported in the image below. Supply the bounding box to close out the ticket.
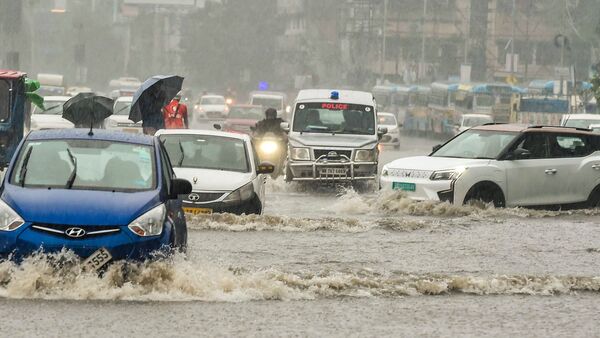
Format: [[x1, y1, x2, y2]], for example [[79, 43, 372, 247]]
[[129, 75, 184, 125]]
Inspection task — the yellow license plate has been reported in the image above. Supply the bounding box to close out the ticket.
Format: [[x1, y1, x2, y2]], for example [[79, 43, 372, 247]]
[[183, 207, 213, 215], [123, 128, 140, 133]]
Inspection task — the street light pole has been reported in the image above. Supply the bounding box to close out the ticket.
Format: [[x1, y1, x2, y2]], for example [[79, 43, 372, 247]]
[[379, 0, 388, 84], [420, 0, 428, 82], [510, 0, 515, 80]]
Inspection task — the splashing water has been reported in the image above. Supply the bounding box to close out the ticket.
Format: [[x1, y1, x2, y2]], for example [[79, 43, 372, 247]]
[[1, 252, 599, 302]]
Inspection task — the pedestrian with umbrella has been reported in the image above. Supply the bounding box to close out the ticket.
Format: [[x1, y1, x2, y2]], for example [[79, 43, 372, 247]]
[[63, 93, 114, 135], [129, 75, 184, 135]]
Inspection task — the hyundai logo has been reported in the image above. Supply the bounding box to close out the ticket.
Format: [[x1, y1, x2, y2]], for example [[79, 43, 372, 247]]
[[65, 227, 86, 238], [188, 193, 201, 201]]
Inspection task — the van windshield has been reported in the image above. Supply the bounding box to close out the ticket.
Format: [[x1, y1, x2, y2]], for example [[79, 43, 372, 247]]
[[252, 97, 283, 110], [293, 102, 375, 135], [10, 140, 156, 191]]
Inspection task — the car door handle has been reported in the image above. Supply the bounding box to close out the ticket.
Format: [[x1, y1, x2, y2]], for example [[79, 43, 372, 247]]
[[544, 169, 557, 175], [592, 164, 600, 171]]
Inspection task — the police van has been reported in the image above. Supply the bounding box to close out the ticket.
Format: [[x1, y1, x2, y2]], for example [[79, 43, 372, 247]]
[[282, 89, 386, 184]]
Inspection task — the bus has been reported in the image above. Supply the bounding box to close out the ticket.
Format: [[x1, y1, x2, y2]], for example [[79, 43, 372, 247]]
[[453, 83, 518, 123], [372, 84, 413, 124], [428, 82, 458, 136]]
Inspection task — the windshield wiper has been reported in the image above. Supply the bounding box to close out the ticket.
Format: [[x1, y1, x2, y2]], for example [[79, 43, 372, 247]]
[[18, 146, 34, 187], [42, 104, 63, 112], [178, 141, 185, 166], [65, 148, 77, 189]]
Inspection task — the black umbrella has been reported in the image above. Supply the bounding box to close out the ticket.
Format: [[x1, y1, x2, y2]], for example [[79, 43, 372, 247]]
[[129, 75, 184, 127], [63, 93, 114, 135]]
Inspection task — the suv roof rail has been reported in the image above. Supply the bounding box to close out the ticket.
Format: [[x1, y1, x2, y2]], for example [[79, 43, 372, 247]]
[[528, 125, 592, 132]]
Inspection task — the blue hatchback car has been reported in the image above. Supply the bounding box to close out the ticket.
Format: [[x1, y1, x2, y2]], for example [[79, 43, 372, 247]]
[[0, 129, 192, 269]]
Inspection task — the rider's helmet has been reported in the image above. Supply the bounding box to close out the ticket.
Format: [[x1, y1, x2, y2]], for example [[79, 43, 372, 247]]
[[265, 108, 277, 120]]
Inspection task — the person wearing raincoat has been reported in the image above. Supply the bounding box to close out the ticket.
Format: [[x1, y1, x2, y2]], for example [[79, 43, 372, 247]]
[[162, 92, 189, 129]]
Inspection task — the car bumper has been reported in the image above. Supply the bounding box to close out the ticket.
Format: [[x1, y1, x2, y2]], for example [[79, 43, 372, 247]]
[[379, 176, 455, 203], [288, 160, 378, 181], [0, 223, 172, 261], [181, 197, 255, 215]]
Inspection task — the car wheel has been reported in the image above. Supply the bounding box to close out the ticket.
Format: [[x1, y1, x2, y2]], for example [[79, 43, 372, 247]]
[[586, 186, 600, 208], [464, 182, 505, 208]]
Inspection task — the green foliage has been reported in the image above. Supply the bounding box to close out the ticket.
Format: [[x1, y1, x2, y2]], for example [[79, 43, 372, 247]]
[[24, 78, 44, 110]]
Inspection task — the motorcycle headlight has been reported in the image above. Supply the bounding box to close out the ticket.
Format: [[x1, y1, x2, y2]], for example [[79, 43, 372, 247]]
[[128, 204, 166, 237], [223, 182, 254, 203], [290, 147, 310, 161], [260, 141, 278, 155], [430, 167, 466, 181], [0, 199, 25, 232], [355, 149, 377, 162]]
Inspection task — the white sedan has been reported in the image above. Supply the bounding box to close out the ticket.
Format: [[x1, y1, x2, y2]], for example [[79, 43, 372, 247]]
[[31, 96, 74, 131], [105, 96, 142, 133], [156, 129, 274, 215]]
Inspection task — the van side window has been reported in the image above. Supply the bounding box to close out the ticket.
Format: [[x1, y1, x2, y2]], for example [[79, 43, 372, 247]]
[[548, 134, 592, 158]]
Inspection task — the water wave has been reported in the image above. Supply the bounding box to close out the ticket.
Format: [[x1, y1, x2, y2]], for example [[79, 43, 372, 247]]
[[1, 252, 598, 302]]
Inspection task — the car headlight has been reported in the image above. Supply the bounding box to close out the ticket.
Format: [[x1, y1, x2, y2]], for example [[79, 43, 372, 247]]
[[128, 204, 166, 237], [290, 147, 310, 161], [223, 182, 254, 203], [259, 141, 278, 155], [107, 119, 118, 128], [381, 168, 389, 177], [355, 149, 377, 162], [0, 199, 25, 232], [430, 167, 467, 181]]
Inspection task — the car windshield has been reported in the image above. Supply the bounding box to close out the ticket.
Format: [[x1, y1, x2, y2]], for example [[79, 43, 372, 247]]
[[563, 119, 600, 129], [378, 114, 396, 125], [228, 107, 263, 120], [292, 102, 375, 135], [463, 116, 493, 127], [432, 129, 518, 159], [201, 97, 225, 105], [159, 134, 250, 173], [251, 97, 283, 110], [113, 100, 132, 115], [33, 99, 67, 115], [10, 139, 156, 191]]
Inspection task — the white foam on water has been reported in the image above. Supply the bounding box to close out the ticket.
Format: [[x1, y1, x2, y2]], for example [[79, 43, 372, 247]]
[[1, 252, 599, 302]]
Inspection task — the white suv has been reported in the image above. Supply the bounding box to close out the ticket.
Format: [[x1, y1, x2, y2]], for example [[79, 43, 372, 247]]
[[381, 124, 600, 208]]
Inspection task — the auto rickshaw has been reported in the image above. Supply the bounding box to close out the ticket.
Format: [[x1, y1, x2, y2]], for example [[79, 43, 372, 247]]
[[0, 70, 32, 168]]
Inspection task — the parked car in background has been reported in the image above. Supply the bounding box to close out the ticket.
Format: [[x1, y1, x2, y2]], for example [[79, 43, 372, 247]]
[[249, 91, 288, 119], [194, 95, 229, 120], [0, 129, 192, 267], [223, 105, 264, 135], [30, 96, 74, 131], [381, 124, 600, 208], [561, 114, 600, 129], [105, 96, 142, 133], [455, 114, 494, 134], [156, 129, 274, 215], [377, 112, 400, 149]]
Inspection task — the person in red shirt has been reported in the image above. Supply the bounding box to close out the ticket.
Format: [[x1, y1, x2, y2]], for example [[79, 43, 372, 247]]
[[162, 92, 189, 129]]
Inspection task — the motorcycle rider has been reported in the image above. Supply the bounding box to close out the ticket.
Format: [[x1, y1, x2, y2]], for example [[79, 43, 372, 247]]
[[253, 108, 285, 137]]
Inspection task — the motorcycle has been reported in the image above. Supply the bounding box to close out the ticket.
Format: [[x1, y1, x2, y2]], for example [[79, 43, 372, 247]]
[[253, 132, 287, 179]]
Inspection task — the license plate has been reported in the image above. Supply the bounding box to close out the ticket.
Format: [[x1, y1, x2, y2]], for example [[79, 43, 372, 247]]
[[393, 182, 416, 192], [183, 207, 213, 215], [123, 128, 139, 134], [83, 247, 112, 271], [320, 168, 347, 175]]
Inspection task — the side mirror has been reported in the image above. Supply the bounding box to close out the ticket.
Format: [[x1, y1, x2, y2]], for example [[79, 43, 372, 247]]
[[213, 123, 222, 130], [432, 144, 442, 153], [257, 161, 275, 174], [280, 122, 290, 133], [511, 148, 531, 160], [377, 127, 388, 140], [170, 178, 192, 199]]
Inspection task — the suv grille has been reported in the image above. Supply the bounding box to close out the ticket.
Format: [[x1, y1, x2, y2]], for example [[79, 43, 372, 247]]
[[314, 149, 352, 160]]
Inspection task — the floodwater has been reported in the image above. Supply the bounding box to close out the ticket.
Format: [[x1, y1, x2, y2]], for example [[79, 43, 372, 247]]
[[1, 135, 600, 337]]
